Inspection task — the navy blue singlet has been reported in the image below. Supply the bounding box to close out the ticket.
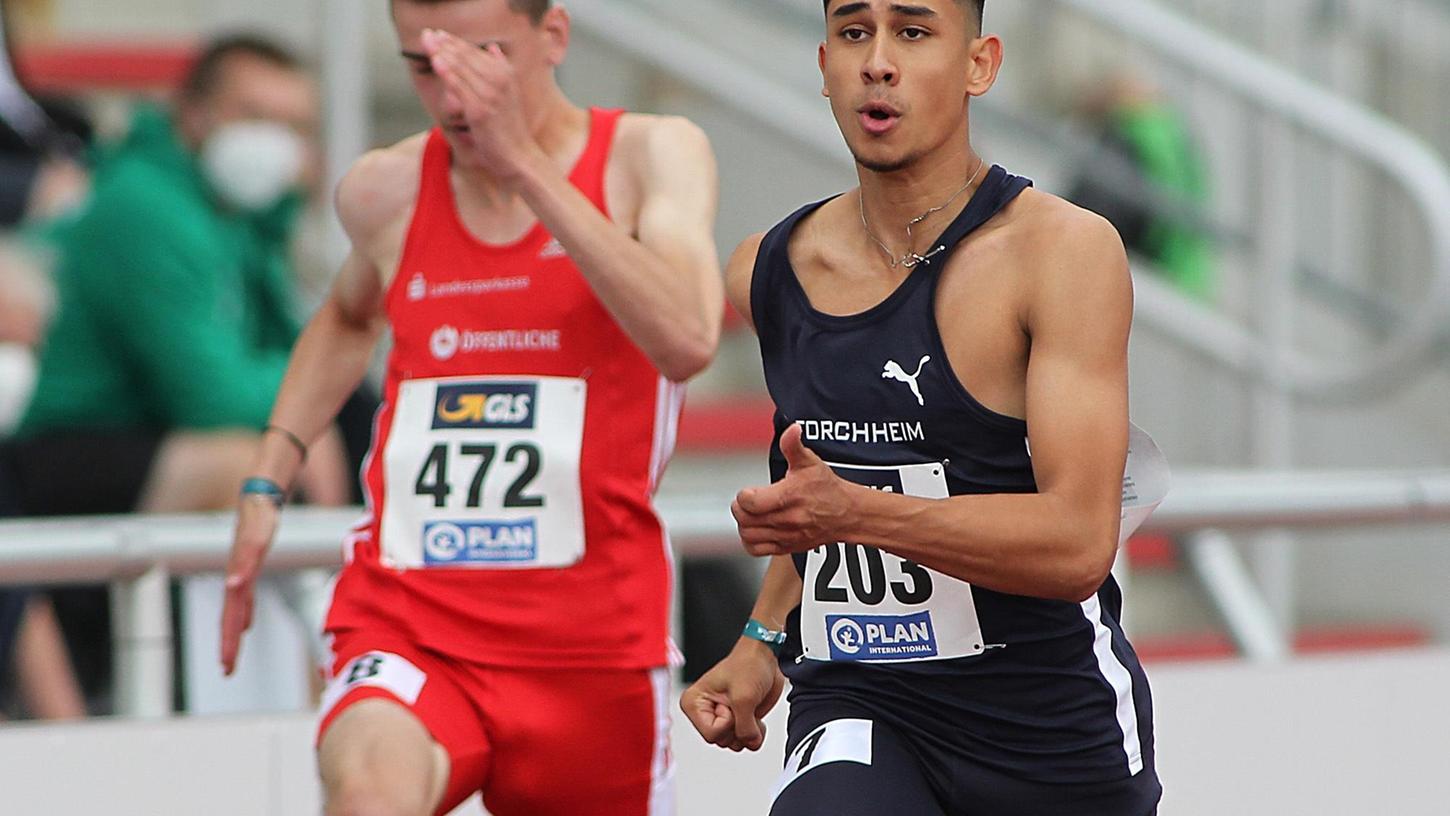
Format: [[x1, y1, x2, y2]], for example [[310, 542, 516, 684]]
[[750, 166, 1157, 786]]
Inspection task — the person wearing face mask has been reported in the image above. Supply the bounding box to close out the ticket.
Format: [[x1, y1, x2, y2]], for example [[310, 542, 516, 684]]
[[5, 34, 353, 711]]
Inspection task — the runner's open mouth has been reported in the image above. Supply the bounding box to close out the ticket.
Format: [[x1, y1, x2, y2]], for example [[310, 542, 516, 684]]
[[858, 102, 902, 119]]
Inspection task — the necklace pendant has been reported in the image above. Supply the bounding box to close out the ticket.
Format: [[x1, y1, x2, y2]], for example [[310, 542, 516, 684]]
[[905, 245, 946, 268]]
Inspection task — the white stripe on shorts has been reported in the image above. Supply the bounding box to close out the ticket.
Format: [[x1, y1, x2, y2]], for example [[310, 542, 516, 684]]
[[1081, 593, 1144, 775], [648, 667, 676, 815]]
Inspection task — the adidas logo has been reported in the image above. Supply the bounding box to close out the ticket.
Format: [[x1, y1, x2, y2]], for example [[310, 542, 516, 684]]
[[538, 238, 567, 260]]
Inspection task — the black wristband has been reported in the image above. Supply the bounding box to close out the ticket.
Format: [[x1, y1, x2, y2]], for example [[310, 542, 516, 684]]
[[264, 424, 308, 462]]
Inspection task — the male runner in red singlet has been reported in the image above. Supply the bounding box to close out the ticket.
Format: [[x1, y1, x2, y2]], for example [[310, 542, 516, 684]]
[[218, 1, 722, 814]]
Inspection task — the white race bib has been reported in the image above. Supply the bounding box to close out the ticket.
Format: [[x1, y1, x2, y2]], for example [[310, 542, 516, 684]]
[[1121, 423, 1170, 544], [379, 375, 587, 569], [800, 461, 987, 664]]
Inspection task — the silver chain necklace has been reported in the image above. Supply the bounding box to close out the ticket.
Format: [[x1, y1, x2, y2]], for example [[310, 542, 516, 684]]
[[859, 157, 986, 269]]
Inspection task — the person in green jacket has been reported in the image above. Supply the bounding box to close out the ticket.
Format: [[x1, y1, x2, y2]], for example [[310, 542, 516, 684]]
[[1068, 74, 1216, 302], [10, 34, 350, 520]]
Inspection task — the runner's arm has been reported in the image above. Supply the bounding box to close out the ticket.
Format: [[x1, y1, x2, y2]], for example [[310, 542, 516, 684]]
[[514, 116, 723, 381], [679, 551, 798, 752], [737, 213, 1132, 603], [745, 554, 805, 634], [246, 159, 394, 488], [222, 153, 401, 674], [679, 235, 792, 751]]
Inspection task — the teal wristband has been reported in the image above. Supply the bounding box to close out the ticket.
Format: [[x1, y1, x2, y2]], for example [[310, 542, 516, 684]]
[[742, 619, 787, 653], [240, 477, 286, 508]]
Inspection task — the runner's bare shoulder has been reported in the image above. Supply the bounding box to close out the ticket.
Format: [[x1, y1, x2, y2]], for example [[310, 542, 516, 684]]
[[609, 112, 714, 209], [726, 232, 767, 329], [990, 188, 1132, 343], [613, 112, 711, 171], [335, 132, 429, 248], [1000, 188, 1129, 291]]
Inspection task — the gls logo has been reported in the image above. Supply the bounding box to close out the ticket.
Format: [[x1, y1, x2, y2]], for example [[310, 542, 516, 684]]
[[433, 382, 537, 430]]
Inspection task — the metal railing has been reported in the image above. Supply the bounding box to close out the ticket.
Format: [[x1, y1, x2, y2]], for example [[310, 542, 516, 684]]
[[4, 470, 1450, 716]]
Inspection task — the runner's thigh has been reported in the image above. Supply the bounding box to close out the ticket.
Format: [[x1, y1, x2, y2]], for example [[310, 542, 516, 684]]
[[317, 635, 490, 816], [480, 666, 672, 816], [769, 706, 946, 816]]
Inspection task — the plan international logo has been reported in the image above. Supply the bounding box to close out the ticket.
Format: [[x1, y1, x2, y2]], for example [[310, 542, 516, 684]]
[[423, 520, 538, 564], [826, 611, 939, 661]]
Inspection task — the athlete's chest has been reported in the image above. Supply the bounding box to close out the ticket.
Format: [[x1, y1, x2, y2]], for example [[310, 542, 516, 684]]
[[446, 162, 640, 244], [781, 243, 1029, 425], [385, 249, 609, 378], [371, 148, 641, 294], [934, 243, 1031, 422]]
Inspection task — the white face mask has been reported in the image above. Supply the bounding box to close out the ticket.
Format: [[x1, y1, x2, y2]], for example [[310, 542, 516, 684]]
[[199, 120, 306, 211], [0, 343, 38, 435]]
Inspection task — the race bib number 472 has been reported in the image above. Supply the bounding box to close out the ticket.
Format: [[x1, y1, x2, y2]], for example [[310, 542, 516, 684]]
[[379, 375, 587, 570]]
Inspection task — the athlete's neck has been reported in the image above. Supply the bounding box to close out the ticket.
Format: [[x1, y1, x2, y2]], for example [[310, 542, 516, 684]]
[[857, 134, 985, 263]]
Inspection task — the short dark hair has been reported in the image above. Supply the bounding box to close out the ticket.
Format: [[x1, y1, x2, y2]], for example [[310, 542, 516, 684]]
[[822, 0, 985, 27], [393, 0, 552, 25], [178, 34, 303, 103]]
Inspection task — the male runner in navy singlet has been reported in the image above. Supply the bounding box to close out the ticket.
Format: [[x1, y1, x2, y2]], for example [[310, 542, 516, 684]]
[[681, 1, 1162, 813]]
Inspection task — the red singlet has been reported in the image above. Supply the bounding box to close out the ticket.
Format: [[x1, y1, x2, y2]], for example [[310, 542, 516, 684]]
[[324, 108, 683, 670]]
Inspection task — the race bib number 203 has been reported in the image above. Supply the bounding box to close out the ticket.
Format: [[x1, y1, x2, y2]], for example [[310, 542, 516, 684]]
[[379, 375, 587, 570], [800, 461, 986, 664]]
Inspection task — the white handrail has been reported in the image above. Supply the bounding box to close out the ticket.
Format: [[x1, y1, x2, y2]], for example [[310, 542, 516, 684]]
[[5, 470, 1450, 584], [5, 471, 1449, 715]]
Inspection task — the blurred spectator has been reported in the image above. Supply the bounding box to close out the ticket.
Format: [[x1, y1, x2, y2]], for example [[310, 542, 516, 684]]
[[4, 34, 354, 712], [0, 243, 49, 428], [0, 0, 87, 720], [1067, 74, 1216, 302], [0, 247, 86, 721]]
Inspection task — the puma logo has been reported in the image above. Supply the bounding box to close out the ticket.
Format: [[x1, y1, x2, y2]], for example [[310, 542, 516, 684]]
[[882, 355, 931, 406]]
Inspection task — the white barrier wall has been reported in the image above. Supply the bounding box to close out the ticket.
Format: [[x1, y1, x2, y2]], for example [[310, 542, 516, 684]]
[[2, 649, 1448, 816], [1152, 649, 1450, 815]]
